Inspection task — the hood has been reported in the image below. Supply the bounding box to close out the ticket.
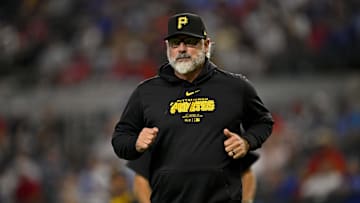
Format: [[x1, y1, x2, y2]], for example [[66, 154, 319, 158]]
[[158, 58, 217, 85]]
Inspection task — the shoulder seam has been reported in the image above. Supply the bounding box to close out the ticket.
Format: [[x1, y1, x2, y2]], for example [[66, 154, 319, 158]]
[[138, 75, 161, 86], [215, 68, 249, 82]]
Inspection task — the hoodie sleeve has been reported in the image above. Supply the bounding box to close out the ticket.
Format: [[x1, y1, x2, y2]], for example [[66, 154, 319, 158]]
[[112, 87, 144, 160], [241, 79, 274, 150], [126, 151, 151, 179]]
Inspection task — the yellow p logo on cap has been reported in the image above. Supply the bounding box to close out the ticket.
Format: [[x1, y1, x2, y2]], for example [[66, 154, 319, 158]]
[[177, 16, 188, 30]]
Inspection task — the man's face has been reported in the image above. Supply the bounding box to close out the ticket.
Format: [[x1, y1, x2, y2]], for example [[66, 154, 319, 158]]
[[166, 35, 209, 75]]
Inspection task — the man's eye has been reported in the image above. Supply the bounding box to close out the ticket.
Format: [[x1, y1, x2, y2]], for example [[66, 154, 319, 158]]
[[169, 38, 200, 47], [169, 39, 181, 45], [184, 38, 200, 45]]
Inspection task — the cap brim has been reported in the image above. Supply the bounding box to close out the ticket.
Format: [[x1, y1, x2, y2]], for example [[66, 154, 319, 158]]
[[164, 31, 205, 40]]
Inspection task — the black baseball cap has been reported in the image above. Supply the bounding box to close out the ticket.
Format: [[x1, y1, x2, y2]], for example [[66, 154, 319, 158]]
[[164, 13, 207, 40]]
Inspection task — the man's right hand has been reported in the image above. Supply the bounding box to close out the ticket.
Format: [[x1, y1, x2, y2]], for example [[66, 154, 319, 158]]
[[135, 127, 159, 152]]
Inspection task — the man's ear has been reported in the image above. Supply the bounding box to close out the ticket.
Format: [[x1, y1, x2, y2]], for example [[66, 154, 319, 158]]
[[204, 38, 213, 58], [204, 38, 211, 47]]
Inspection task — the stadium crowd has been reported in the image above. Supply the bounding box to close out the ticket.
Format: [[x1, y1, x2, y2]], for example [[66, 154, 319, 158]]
[[1, 0, 359, 87], [0, 0, 360, 203]]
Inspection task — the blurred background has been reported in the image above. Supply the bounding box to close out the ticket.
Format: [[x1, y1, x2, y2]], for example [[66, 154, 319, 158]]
[[0, 0, 360, 203]]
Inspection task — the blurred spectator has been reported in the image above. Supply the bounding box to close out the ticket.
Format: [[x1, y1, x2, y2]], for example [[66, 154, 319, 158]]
[[299, 128, 347, 203], [77, 156, 111, 203], [59, 172, 80, 203], [0, 116, 9, 165], [110, 169, 135, 203], [342, 157, 360, 203], [15, 175, 43, 203], [37, 38, 73, 85], [57, 53, 91, 86], [13, 152, 44, 203], [337, 77, 360, 137]]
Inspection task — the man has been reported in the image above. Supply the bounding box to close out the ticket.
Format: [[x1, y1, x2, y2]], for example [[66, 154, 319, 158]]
[[127, 151, 259, 203], [112, 12, 274, 203]]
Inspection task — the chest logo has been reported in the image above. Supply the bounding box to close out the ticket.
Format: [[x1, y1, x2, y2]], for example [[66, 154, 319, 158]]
[[185, 90, 200, 97], [169, 97, 216, 123]]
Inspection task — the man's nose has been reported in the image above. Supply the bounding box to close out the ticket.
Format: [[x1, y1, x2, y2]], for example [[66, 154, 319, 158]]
[[178, 42, 187, 51]]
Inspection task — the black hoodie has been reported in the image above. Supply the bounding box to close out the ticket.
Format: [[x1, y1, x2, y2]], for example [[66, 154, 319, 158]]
[[112, 59, 274, 203]]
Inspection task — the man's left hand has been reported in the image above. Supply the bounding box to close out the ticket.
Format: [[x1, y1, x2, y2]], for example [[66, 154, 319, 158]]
[[223, 128, 250, 159]]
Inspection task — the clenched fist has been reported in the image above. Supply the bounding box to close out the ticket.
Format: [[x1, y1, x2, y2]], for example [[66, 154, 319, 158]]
[[136, 127, 159, 152], [223, 128, 250, 159]]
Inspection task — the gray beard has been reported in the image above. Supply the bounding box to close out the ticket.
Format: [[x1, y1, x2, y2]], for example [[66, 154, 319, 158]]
[[168, 48, 206, 75]]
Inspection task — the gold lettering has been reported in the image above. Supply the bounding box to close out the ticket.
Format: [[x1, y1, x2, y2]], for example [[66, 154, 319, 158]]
[[202, 100, 215, 111], [169, 98, 215, 115]]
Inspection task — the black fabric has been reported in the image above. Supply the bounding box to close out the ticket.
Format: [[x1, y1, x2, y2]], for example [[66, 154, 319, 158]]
[[127, 150, 151, 179], [112, 59, 273, 202], [127, 151, 259, 181], [165, 13, 207, 39], [127, 152, 259, 203]]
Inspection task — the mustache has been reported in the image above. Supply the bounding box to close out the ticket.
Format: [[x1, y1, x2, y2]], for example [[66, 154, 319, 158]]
[[176, 53, 191, 60]]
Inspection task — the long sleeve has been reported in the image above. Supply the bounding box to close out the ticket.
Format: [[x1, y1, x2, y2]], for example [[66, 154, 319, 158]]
[[241, 80, 274, 150], [112, 87, 144, 160]]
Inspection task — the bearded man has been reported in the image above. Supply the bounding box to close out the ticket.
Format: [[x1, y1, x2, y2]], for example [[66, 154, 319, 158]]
[[112, 13, 274, 203]]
